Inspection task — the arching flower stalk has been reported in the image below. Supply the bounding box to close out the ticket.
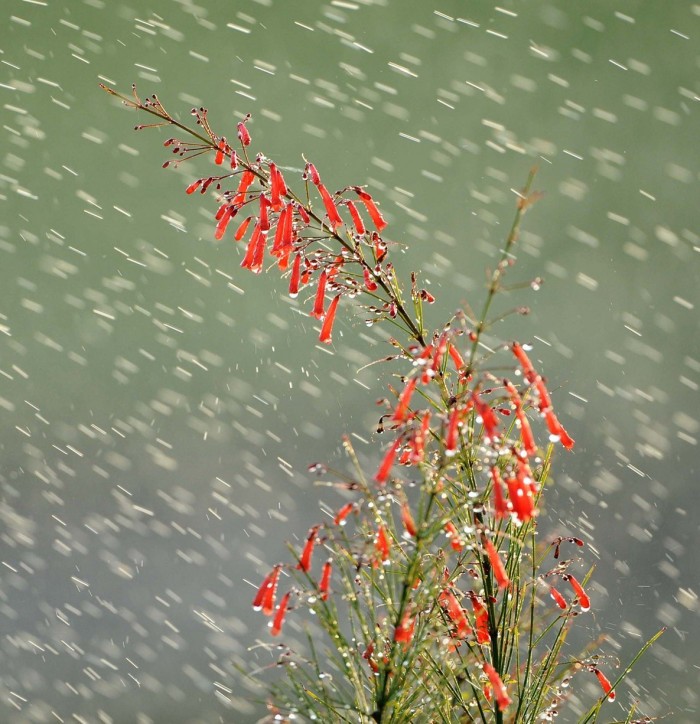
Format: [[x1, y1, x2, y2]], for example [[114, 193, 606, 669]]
[[104, 84, 664, 724]]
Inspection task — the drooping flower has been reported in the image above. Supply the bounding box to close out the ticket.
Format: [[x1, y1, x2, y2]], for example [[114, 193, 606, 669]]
[[214, 205, 236, 240], [317, 182, 344, 230], [296, 526, 320, 573], [490, 466, 510, 519], [593, 668, 616, 702], [333, 502, 354, 526], [444, 521, 464, 551], [482, 662, 512, 711], [318, 560, 332, 601], [563, 574, 590, 612], [503, 379, 537, 457], [319, 294, 341, 344], [470, 594, 491, 645], [444, 406, 463, 457], [289, 253, 302, 298], [311, 269, 328, 319], [354, 187, 387, 232], [237, 119, 251, 147], [214, 138, 226, 165], [252, 564, 282, 616], [186, 179, 202, 195], [268, 161, 287, 210], [345, 200, 366, 235], [473, 391, 500, 444], [375, 523, 390, 564], [394, 609, 416, 646], [270, 591, 291, 636], [393, 377, 418, 422], [400, 501, 417, 538], [549, 586, 568, 610], [484, 538, 510, 590], [375, 436, 401, 485], [511, 341, 537, 383], [234, 215, 253, 242], [439, 589, 471, 639], [410, 410, 431, 464]]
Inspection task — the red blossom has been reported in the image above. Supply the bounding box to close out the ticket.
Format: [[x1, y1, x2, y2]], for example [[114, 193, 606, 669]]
[[400, 501, 417, 538], [333, 502, 354, 526], [289, 253, 302, 298], [363, 265, 378, 292], [393, 377, 418, 422], [311, 269, 328, 319], [503, 379, 537, 457], [444, 406, 463, 457], [484, 538, 510, 590], [490, 466, 510, 519], [444, 521, 464, 551], [270, 591, 291, 636], [448, 343, 465, 371], [549, 586, 568, 610], [470, 595, 491, 645], [482, 663, 512, 711], [473, 391, 500, 443], [394, 609, 416, 646], [375, 437, 401, 485], [252, 564, 282, 616], [345, 200, 366, 235], [237, 119, 251, 147], [439, 589, 471, 639], [268, 161, 287, 210], [234, 215, 253, 242], [511, 342, 537, 383], [319, 294, 341, 345], [186, 179, 202, 194], [506, 473, 535, 523], [305, 161, 321, 185], [319, 560, 332, 601], [258, 193, 271, 232], [354, 187, 387, 231], [296, 526, 320, 573], [233, 169, 255, 206], [564, 574, 590, 612], [214, 205, 236, 240], [593, 668, 616, 702], [214, 138, 226, 165], [410, 410, 431, 464], [317, 182, 344, 230], [375, 523, 390, 563]]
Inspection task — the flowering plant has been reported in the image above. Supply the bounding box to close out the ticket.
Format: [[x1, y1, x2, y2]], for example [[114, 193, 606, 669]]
[[103, 84, 662, 723]]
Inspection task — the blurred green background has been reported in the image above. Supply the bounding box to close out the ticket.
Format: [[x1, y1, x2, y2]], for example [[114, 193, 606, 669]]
[[1, 0, 697, 721]]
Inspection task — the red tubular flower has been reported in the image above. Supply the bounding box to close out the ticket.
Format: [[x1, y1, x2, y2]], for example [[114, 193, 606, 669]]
[[319, 294, 340, 344], [214, 205, 236, 240], [483, 663, 512, 711], [333, 502, 354, 526], [319, 560, 332, 601], [430, 334, 449, 379], [470, 595, 491, 645], [252, 564, 282, 615], [258, 193, 271, 232], [511, 342, 537, 383], [234, 215, 253, 242], [484, 539, 510, 590], [354, 187, 387, 232], [394, 610, 416, 646], [444, 521, 464, 551], [237, 120, 251, 147], [270, 591, 291, 636], [240, 222, 263, 271], [311, 269, 328, 319], [448, 344, 465, 371], [272, 203, 292, 256], [544, 408, 575, 450], [393, 377, 418, 422], [503, 379, 537, 457], [400, 501, 417, 538], [410, 410, 431, 464], [345, 200, 366, 235], [305, 162, 321, 185], [593, 668, 616, 702], [233, 169, 255, 206], [186, 179, 202, 195], [490, 467, 510, 519], [375, 436, 401, 485], [214, 138, 226, 165], [375, 523, 390, 563], [444, 406, 462, 457], [289, 253, 302, 298], [506, 474, 535, 523], [317, 182, 344, 230], [363, 266, 378, 292], [549, 586, 568, 610], [564, 574, 590, 612], [268, 162, 287, 210], [296, 526, 320, 572], [439, 589, 471, 638], [473, 391, 500, 443]]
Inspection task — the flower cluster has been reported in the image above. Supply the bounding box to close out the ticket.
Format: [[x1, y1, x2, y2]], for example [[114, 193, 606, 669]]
[[103, 83, 663, 723]]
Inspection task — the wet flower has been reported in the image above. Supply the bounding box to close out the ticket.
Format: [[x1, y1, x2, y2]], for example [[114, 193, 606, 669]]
[[354, 187, 387, 232], [375, 437, 401, 485], [319, 294, 341, 344], [444, 521, 464, 551], [270, 591, 291, 636], [394, 609, 416, 646], [549, 586, 568, 610], [237, 119, 251, 146], [375, 523, 390, 563], [470, 595, 491, 645], [482, 662, 512, 711], [317, 182, 344, 230], [311, 270, 328, 319], [393, 377, 418, 422], [439, 589, 471, 639], [563, 574, 590, 612], [345, 200, 366, 235], [296, 526, 320, 573], [268, 161, 287, 210], [333, 502, 354, 526], [593, 668, 616, 702], [490, 466, 510, 520], [319, 560, 332, 601], [288, 253, 302, 298], [484, 538, 510, 590], [400, 501, 417, 538], [252, 564, 282, 616]]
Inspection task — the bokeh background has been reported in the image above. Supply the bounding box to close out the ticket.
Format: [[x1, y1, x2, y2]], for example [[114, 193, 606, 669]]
[[1, 0, 698, 721]]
